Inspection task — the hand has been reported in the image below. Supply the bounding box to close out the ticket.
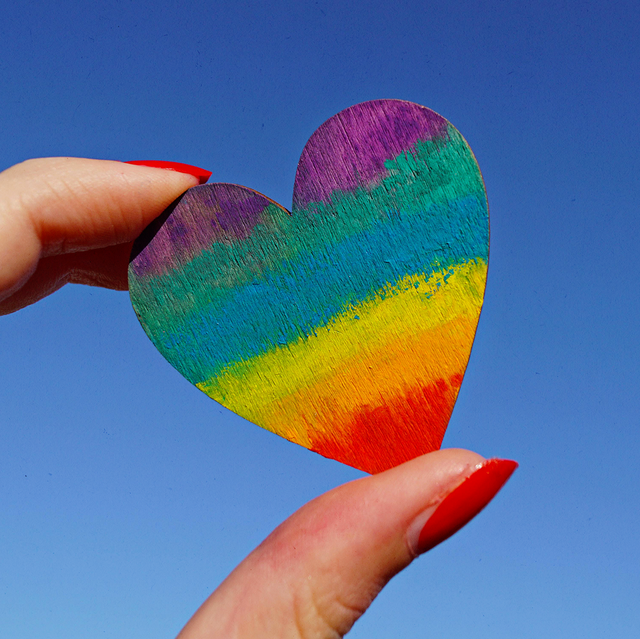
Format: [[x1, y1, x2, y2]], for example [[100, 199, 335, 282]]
[[0, 157, 517, 638]]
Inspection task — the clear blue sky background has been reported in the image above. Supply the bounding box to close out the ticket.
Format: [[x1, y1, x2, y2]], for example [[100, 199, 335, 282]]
[[2, 1, 639, 637]]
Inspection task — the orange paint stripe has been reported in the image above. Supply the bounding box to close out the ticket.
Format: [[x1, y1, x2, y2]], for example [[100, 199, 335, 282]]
[[258, 312, 478, 456], [310, 373, 462, 474]]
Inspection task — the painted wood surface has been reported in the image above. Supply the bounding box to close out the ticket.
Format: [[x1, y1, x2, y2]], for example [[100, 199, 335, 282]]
[[128, 99, 489, 474]]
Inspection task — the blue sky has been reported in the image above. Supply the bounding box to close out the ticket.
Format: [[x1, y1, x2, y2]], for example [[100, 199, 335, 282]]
[[2, 1, 640, 637]]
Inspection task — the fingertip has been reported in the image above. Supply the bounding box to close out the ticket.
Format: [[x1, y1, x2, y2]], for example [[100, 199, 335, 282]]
[[410, 457, 518, 556]]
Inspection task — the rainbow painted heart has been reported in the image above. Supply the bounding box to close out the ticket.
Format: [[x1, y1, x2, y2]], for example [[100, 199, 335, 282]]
[[128, 100, 489, 474]]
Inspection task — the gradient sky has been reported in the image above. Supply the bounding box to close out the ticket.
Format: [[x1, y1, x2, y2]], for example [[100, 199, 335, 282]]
[[2, 1, 640, 637]]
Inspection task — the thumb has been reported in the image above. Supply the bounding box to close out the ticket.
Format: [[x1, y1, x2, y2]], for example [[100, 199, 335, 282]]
[[177, 449, 517, 639]]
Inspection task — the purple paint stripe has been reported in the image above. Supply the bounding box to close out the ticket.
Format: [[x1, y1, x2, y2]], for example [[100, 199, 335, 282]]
[[130, 184, 272, 278], [293, 100, 448, 209]]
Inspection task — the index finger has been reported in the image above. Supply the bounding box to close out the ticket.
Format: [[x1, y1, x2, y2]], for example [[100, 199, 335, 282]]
[[0, 157, 205, 305]]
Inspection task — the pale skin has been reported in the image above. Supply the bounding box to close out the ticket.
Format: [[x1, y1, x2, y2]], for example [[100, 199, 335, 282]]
[[1, 157, 489, 638]]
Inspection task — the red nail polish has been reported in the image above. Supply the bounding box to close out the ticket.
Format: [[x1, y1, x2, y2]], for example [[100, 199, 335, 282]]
[[125, 161, 212, 184], [416, 458, 518, 554]]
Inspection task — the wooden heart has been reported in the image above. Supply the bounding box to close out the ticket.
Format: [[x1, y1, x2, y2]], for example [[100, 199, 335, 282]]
[[128, 100, 488, 474]]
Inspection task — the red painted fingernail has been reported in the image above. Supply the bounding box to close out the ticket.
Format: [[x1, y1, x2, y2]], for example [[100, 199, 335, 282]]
[[125, 161, 212, 184], [416, 458, 518, 555]]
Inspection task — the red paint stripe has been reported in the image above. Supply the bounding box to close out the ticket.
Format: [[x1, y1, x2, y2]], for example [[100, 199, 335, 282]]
[[310, 374, 462, 474]]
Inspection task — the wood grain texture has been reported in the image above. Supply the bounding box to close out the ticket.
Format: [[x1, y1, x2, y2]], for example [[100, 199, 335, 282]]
[[128, 99, 489, 474]]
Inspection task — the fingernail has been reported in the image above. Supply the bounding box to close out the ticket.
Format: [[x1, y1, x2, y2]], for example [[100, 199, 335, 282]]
[[125, 160, 212, 184], [413, 458, 518, 555]]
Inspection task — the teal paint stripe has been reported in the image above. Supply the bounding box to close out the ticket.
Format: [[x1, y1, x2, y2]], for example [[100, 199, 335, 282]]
[[133, 127, 486, 347]]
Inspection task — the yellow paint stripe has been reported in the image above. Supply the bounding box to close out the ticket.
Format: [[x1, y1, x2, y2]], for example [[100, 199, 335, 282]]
[[198, 259, 486, 445], [259, 312, 480, 448]]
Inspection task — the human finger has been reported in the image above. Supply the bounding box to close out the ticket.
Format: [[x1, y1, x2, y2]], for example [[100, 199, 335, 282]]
[[0, 243, 134, 314], [177, 448, 517, 639], [0, 157, 209, 310]]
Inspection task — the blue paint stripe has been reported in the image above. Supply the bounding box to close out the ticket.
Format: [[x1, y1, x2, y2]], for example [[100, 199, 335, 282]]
[[161, 195, 487, 383]]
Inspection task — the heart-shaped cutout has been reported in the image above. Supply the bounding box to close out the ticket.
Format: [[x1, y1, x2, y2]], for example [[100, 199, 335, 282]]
[[128, 100, 488, 474]]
